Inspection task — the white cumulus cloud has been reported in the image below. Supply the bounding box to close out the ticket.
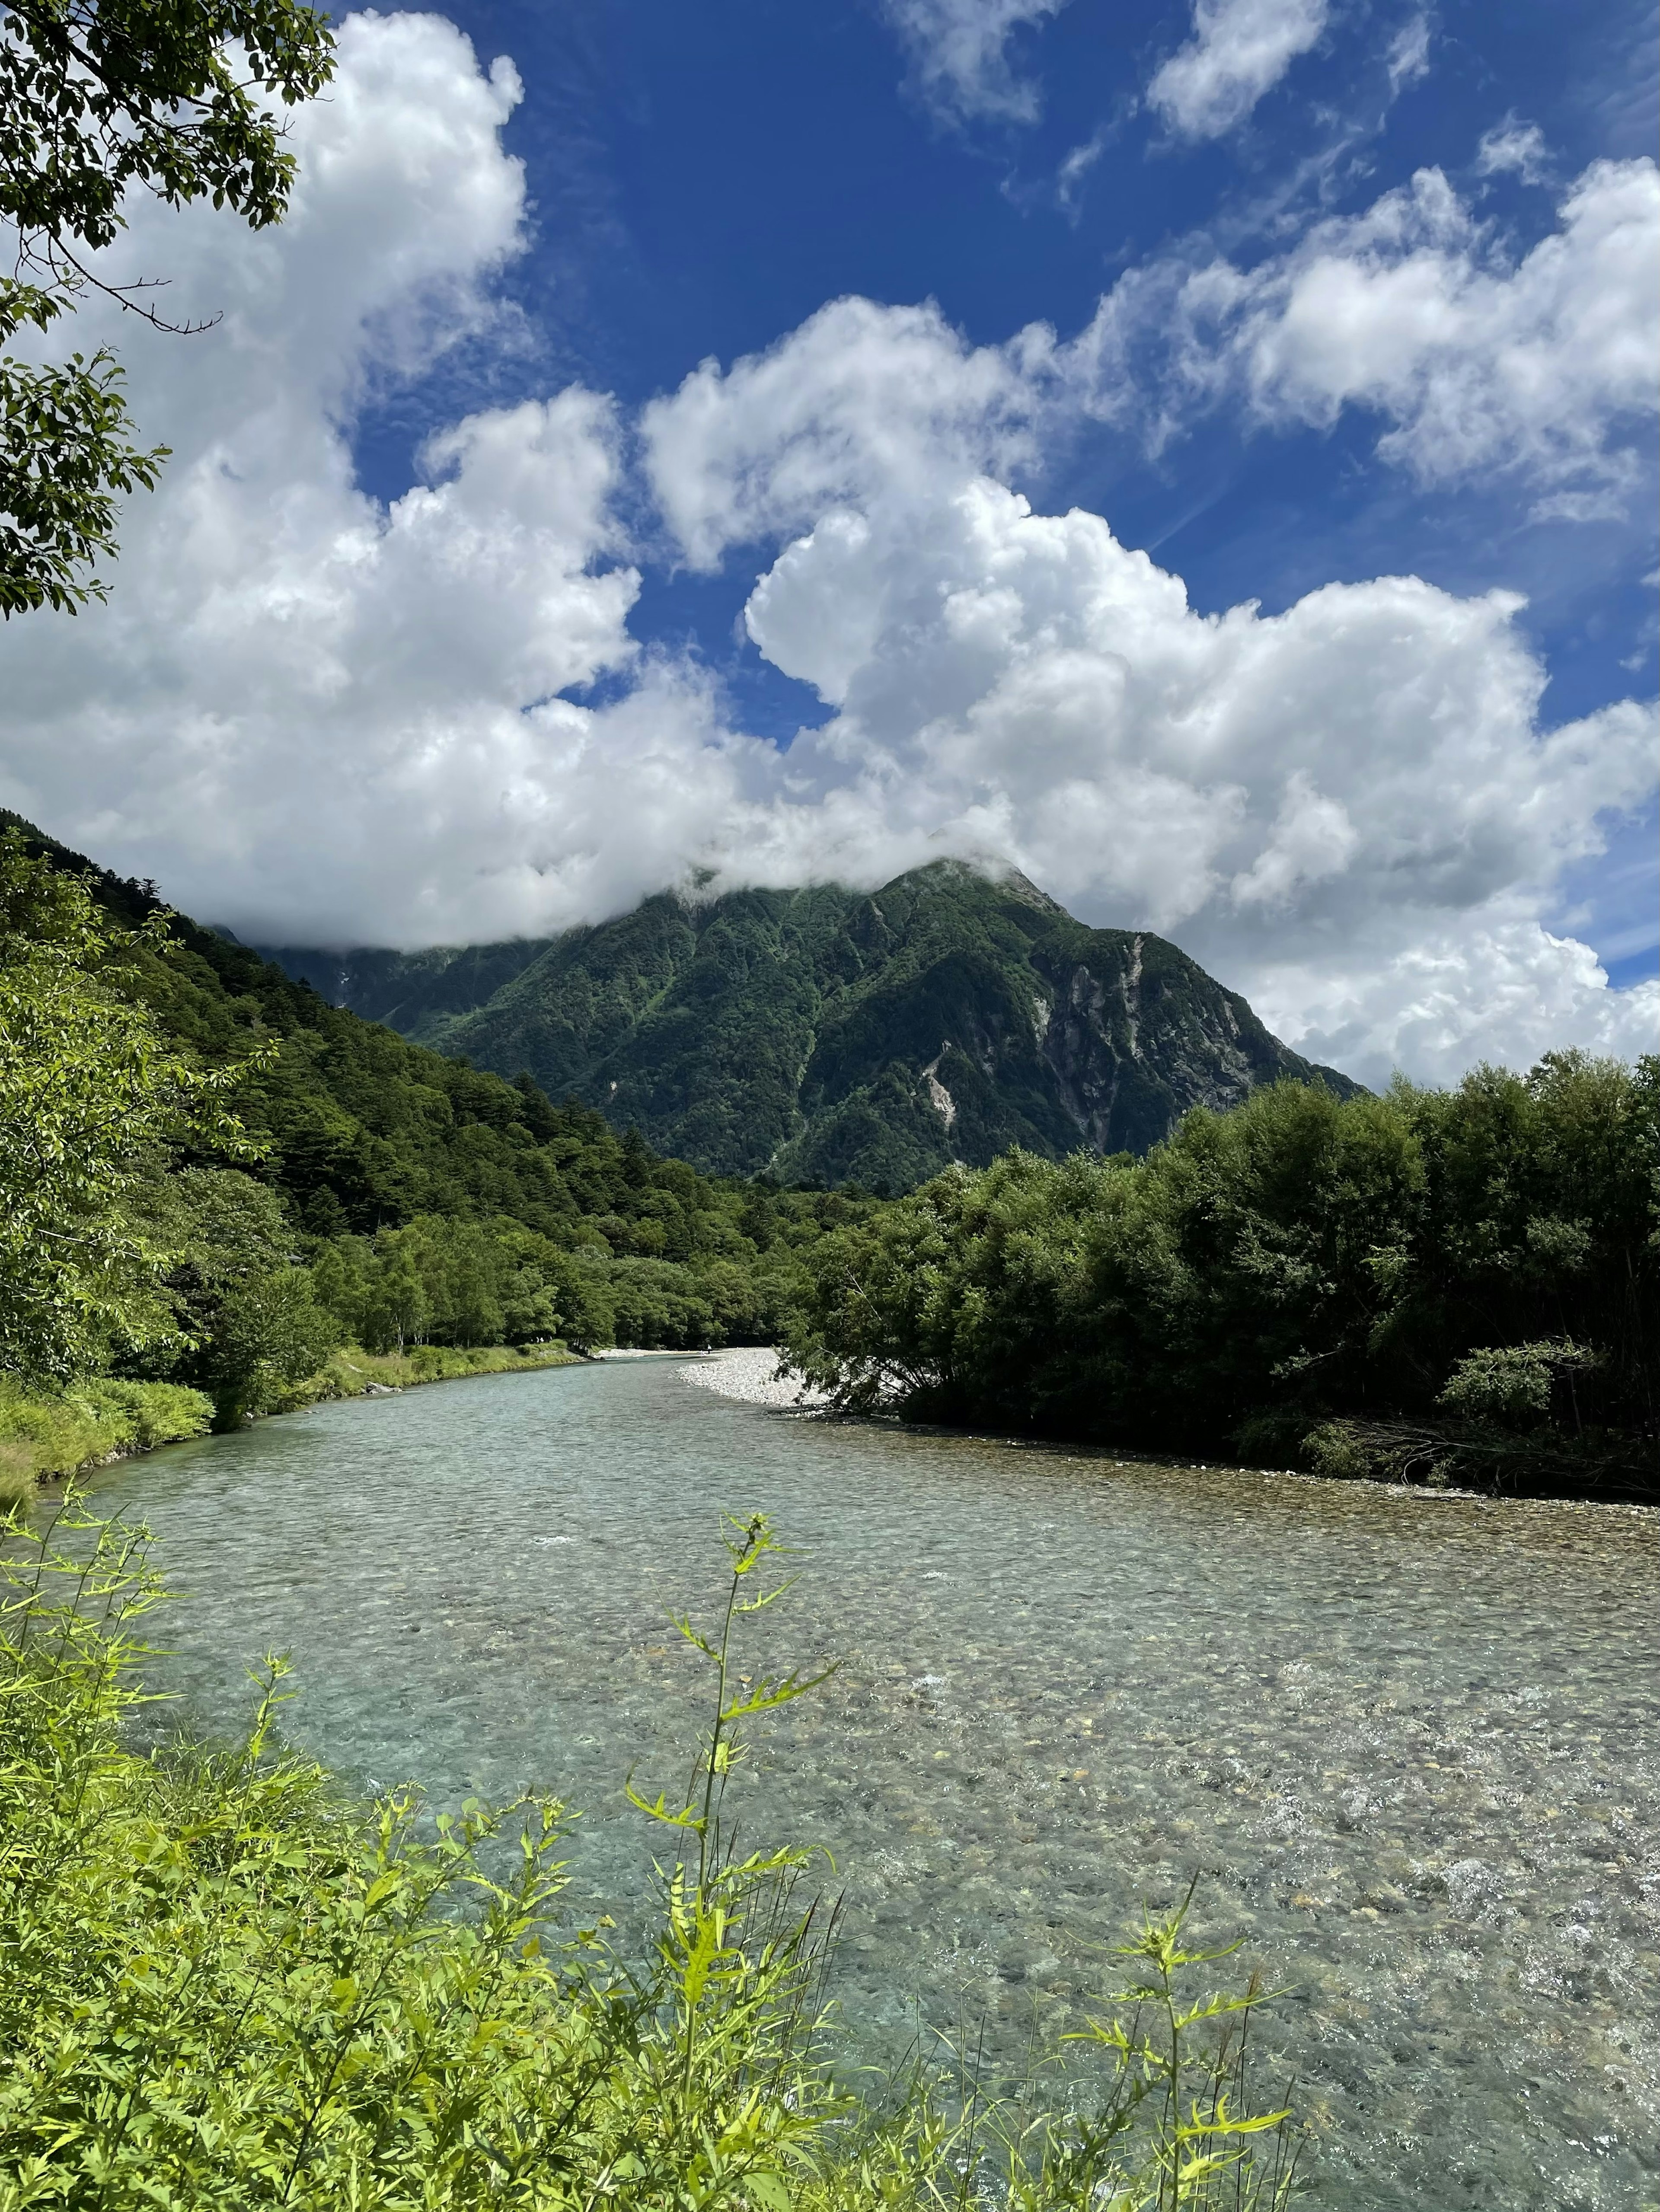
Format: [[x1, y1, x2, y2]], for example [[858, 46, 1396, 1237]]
[[648, 326, 1653, 1075], [1073, 153, 1660, 506], [1245, 916, 1660, 1090], [728, 473, 1656, 1065], [0, 12, 754, 945], [642, 295, 1051, 569], [1148, 0, 1330, 140]]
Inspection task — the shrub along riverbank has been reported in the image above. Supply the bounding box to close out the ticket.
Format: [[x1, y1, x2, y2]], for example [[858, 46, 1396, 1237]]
[[0, 1378, 214, 1504], [782, 1053, 1659, 1502], [0, 1502, 1312, 2209], [287, 1339, 583, 1403]]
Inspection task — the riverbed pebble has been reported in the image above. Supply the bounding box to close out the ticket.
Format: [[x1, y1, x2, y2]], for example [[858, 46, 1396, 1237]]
[[675, 1346, 828, 1409]]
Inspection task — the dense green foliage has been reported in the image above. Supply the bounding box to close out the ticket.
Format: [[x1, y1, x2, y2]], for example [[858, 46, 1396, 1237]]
[[305, 1200, 815, 1359], [0, 277, 166, 616], [267, 863, 1357, 1189], [0, 1503, 1311, 2208], [0, 834, 259, 1382], [784, 1057, 1659, 1498], [134, 1167, 342, 1426], [0, 0, 335, 613]]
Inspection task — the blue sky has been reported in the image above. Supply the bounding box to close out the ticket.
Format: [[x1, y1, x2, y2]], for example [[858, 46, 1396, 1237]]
[[0, 0, 1653, 1080]]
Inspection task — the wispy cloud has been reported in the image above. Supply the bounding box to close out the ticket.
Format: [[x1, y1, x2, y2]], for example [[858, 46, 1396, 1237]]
[[1069, 153, 1660, 508], [878, 0, 1070, 124], [1475, 115, 1551, 184], [1003, 125, 1109, 220], [1054, 129, 1107, 214], [1148, 0, 1330, 141], [1385, 12, 1430, 93]]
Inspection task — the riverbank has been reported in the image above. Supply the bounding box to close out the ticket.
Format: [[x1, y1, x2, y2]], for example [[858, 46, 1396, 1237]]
[[674, 1344, 829, 1408], [0, 1378, 215, 1503], [675, 1348, 1660, 1510], [273, 1340, 583, 1412], [0, 1341, 584, 1505]]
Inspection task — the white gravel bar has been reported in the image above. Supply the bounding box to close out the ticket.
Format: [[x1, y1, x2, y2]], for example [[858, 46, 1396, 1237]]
[[675, 1346, 827, 1408]]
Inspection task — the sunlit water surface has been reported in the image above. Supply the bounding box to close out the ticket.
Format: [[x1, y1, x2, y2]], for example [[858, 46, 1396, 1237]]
[[73, 1358, 1660, 2209]]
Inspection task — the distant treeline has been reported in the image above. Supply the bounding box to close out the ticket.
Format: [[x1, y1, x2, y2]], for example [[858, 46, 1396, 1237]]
[[783, 1056, 1659, 1499], [117, 1148, 859, 1430], [109, 1036, 875, 1425], [304, 1163, 860, 1362]]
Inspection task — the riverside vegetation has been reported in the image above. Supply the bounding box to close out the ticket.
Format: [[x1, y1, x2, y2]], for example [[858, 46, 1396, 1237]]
[[0, 1499, 1312, 2209], [783, 1053, 1659, 1500]]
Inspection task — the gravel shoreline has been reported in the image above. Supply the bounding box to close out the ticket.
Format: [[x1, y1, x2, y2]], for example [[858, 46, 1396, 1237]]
[[675, 1346, 828, 1409]]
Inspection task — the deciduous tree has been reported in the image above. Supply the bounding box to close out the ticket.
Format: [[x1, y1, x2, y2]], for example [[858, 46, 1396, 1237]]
[[0, 0, 335, 613], [0, 833, 256, 1378]]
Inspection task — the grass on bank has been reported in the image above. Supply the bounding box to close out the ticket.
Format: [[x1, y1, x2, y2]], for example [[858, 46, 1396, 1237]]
[[276, 1339, 583, 1411], [0, 1342, 584, 1503], [0, 1502, 1314, 2210], [0, 1378, 212, 1504]]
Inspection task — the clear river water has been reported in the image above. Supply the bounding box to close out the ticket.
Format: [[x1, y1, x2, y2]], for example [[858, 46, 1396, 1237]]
[[74, 1354, 1659, 2210]]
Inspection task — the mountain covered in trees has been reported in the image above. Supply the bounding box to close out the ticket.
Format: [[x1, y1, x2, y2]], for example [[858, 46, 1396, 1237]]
[[262, 862, 1358, 1188]]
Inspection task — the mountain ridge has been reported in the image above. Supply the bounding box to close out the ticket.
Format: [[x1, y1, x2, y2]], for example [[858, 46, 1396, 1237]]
[[263, 862, 1360, 1189]]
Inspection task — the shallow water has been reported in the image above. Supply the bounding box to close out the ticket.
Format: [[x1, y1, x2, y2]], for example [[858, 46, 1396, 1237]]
[[75, 1357, 1659, 2209]]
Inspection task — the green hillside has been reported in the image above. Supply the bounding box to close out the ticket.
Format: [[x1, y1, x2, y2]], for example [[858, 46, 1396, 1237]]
[[266, 862, 1359, 1188], [0, 813, 872, 1362]]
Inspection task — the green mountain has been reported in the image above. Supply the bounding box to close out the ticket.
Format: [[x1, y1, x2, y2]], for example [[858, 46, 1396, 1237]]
[[263, 862, 1359, 1189]]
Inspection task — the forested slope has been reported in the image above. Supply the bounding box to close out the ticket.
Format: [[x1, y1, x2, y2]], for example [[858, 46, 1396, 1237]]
[[0, 814, 873, 1374]]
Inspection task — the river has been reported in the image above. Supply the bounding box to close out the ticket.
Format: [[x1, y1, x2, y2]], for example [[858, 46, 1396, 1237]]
[[76, 1353, 1658, 2210]]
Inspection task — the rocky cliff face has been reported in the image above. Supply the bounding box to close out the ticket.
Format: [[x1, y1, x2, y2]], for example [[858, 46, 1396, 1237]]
[[263, 862, 1359, 1187], [1031, 933, 1298, 1150]]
